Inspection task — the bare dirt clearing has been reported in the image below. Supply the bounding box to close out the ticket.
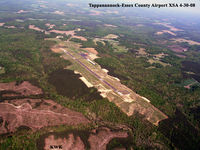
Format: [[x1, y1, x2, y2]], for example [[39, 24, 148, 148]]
[[154, 53, 168, 59], [0, 81, 90, 135], [171, 38, 200, 46], [148, 59, 170, 67], [88, 127, 128, 150], [137, 48, 147, 56], [83, 48, 98, 55], [45, 23, 55, 29], [154, 22, 183, 32], [104, 24, 117, 28], [50, 30, 75, 35], [88, 53, 99, 60], [0, 99, 89, 134], [104, 34, 119, 39], [154, 22, 183, 37], [73, 35, 87, 41], [5, 26, 16, 29], [49, 29, 87, 41], [29, 25, 47, 33], [0, 23, 5, 26], [39, 127, 128, 150], [0, 81, 42, 96], [51, 47, 63, 53], [156, 30, 176, 36], [29, 25, 87, 40], [79, 77, 93, 88], [44, 134, 85, 150], [94, 35, 127, 53]]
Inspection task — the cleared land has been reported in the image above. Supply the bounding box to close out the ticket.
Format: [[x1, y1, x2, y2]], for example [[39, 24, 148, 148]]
[[137, 48, 148, 56], [29, 25, 87, 41], [40, 127, 128, 150], [0, 100, 89, 134], [49, 39, 168, 125], [0, 82, 90, 135], [0, 23, 5, 26], [171, 38, 200, 46], [94, 35, 128, 53], [148, 59, 170, 67], [0, 81, 42, 96], [154, 22, 183, 32], [45, 23, 55, 29], [156, 30, 176, 36], [104, 24, 117, 28]]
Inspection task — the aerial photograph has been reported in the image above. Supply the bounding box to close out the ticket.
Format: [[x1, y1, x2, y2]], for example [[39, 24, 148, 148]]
[[0, 0, 200, 149]]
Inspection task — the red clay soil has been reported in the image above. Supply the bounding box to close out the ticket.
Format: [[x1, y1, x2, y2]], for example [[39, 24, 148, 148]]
[[49, 30, 75, 36], [2, 93, 21, 97], [0, 99, 90, 135], [0, 81, 43, 96], [43, 127, 128, 150], [83, 48, 98, 55], [44, 134, 85, 150], [0, 81, 90, 135], [0, 81, 128, 150], [88, 127, 128, 150], [5, 99, 85, 117]]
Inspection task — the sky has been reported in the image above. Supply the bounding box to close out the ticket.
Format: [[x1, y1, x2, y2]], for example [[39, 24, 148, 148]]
[[89, 0, 200, 14]]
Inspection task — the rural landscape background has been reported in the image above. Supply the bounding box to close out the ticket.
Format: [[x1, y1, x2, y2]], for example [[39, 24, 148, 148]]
[[0, 0, 200, 149]]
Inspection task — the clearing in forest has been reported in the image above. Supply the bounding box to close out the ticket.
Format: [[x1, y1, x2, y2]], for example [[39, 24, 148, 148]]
[[48, 39, 168, 126]]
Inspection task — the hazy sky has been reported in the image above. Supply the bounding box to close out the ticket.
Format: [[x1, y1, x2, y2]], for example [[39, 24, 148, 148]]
[[90, 0, 200, 14]]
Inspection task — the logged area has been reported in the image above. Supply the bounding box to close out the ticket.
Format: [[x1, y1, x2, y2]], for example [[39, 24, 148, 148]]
[[0, 81, 89, 135], [37, 127, 129, 150]]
